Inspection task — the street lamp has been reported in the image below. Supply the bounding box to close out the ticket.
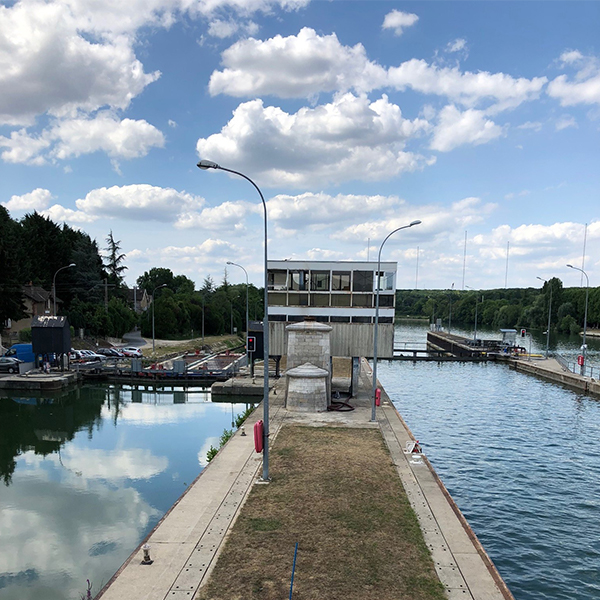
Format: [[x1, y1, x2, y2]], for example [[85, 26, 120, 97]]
[[567, 264, 589, 375], [371, 220, 422, 421], [152, 284, 167, 353], [198, 160, 271, 481], [536, 276, 553, 359], [53, 263, 76, 315], [227, 261, 249, 365]]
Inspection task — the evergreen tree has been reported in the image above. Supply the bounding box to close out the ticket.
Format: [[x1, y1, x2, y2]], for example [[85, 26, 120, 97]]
[[104, 231, 127, 289]]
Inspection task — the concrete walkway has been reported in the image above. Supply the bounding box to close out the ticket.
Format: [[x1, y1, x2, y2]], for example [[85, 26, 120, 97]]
[[96, 361, 513, 600]]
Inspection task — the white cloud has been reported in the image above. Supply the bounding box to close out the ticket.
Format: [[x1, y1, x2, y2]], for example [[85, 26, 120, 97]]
[[430, 105, 504, 152], [75, 184, 204, 221], [555, 115, 578, 131], [2, 188, 52, 212], [50, 112, 165, 160], [388, 59, 547, 112], [208, 17, 258, 38], [518, 121, 543, 131], [41, 204, 100, 224], [267, 192, 403, 231], [0, 129, 51, 165], [382, 10, 419, 36], [548, 51, 600, 106], [175, 200, 257, 229], [209, 27, 387, 97], [447, 38, 467, 53], [197, 93, 432, 187], [0, 2, 160, 126]]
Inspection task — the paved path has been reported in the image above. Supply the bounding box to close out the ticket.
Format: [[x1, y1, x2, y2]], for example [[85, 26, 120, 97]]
[[97, 360, 513, 600]]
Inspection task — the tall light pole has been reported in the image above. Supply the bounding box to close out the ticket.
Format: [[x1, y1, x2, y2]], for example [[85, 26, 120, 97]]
[[371, 220, 422, 421], [53, 263, 76, 315], [567, 264, 589, 375], [198, 160, 271, 481], [537, 276, 553, 359], [465, 286, 481, 342], [152, 284, 167, 354], [448, 282, 455, 332], [227, 261, 249, 364]]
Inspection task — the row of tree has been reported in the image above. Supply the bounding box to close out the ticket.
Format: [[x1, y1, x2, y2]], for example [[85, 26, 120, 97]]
[[396, 278, 599, 334]]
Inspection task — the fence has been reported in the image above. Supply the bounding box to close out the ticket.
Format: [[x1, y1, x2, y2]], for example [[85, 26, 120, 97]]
[[555, 352, 600, 380]]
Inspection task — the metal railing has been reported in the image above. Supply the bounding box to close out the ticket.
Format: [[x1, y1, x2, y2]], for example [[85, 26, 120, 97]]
[[555, 352, 600, 380]]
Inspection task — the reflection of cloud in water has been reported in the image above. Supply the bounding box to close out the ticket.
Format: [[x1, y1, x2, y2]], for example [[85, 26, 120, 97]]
[[20, 447, 168, 481], [198, 437, 220, 467], [0, 477, 159, 600], [101, 400, 232, 426]]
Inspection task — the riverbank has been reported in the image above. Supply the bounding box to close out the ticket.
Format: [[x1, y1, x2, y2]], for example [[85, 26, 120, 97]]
[[96, 360, 512, 600]]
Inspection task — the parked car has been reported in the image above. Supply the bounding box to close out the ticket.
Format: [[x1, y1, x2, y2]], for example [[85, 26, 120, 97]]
[[121, 346, 143, 357], [97, 347, 124, 358], [72, 349, 106, 362], [0, 356, 22, 374]]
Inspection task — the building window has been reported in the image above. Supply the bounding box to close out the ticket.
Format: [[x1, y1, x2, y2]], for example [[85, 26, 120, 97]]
[[352, 294, 373, 307], [268, 292, 287, 306], [315, 316, 330, 323], [310, 271, 330, 291], [377, 294, 394, 308], [352, 316, 372, 323], [289, 270, 309, 291], [376, 271, 395, 291], [352, 270, 373, 292], [268, 270, 288, 290], [331, 294, 351, 307], [270, 314, 287, 321], [332, 271, 351, 291], [310, 293, 330, 307], [330, 316, 350, 323], [288, 293, 309, 306], [378, 317, 394, 324]]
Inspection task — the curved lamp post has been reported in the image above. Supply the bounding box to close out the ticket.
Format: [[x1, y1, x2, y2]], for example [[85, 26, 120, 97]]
[[198, 160, 270, 481], [371, 220, 421, 421], [567, 264, 589, 375], [227, 261, 249, 364], [536, 276, 553, 359], [152, 284, 167, 353], [53, 263, 76, 315]]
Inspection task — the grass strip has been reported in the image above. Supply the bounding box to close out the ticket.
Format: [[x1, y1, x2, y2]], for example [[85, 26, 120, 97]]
[[197, 426, 446, 600]]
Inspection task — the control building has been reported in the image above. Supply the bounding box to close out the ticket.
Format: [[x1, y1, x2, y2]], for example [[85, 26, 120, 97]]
[[267, 260, 397, 359]]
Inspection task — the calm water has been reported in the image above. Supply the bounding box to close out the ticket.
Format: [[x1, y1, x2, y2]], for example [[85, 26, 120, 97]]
[[0, 384, 252, 600], [378, 322, 600, 600]]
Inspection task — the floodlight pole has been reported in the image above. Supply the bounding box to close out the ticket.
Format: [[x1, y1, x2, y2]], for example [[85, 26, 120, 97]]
[[536, 276, 552, 359], [371, 220, 421, 422], [567, 264, 589, 375], [198, 160, 270, 481]]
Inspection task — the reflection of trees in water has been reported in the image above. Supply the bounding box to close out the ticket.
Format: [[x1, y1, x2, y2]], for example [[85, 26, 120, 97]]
[[0, 386, 107, 485]]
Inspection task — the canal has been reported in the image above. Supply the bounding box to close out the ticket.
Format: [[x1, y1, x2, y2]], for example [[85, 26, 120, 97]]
[[1, 323, 599, 599], [379, 322, 600, 600], [0, 385, 253, 600]]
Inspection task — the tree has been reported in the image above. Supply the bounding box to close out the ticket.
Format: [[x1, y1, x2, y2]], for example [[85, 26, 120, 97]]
[[0, 207, 26, 325], [104, 231, 127, 289]]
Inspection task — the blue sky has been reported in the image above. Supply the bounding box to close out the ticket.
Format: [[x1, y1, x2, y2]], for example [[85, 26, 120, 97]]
[[1, 0, 599, 291]]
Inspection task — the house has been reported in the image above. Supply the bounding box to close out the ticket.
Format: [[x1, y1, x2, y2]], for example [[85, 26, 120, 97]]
[[3, 284, 57, 337], [125, 287, 150, 313]]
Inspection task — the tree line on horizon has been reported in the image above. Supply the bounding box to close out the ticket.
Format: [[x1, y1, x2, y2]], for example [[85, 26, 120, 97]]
[[2, 208, 597, 341], [0, 208, 260, 342], [396, 279, 599, 334]]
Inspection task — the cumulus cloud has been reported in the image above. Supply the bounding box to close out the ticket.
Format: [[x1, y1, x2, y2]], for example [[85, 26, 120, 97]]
[[388, 59, 547, 112], [267, 192, 403, 231], [334, 196, 497, 244], [0, 129, 51, 165], [0, 2, 160, 126], [175, 200, 257, 229], [548, 51, 600, 106], [430, 105, 504, 152], [197, 93, 432, 187], [1, 188, 53, 212], [209, 28, 387, 97], [382, 10, 419, 36], [555, 115, 578, 131], [75, 184, 204, 222], [447, 38, 467, 53]]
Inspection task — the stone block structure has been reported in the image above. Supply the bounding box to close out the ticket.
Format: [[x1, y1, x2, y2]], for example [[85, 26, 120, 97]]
[[285, 363, 329, 412]]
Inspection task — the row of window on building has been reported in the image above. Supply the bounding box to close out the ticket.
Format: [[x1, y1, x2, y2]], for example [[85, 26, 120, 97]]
[[269, 314, 394, 324], [267, 269, 395, 293], [267, 292, 394, 308]]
